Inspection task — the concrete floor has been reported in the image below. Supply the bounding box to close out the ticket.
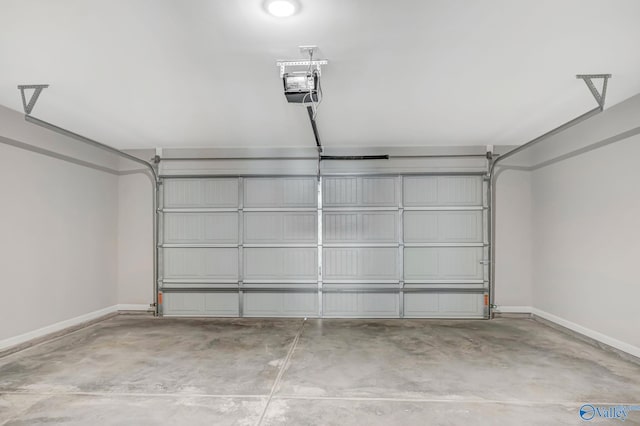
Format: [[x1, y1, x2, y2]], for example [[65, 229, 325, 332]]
[[1, 316, 639, 425]]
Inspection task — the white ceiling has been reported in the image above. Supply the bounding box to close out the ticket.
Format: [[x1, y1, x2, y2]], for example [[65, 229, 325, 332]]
[[0, 0, 639, 150]]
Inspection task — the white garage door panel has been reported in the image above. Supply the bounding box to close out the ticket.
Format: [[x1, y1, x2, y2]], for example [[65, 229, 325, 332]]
[[323, 247, 398, 281], [243, 292, 318, 317], [323, 177, 357, 205], [403, 293, 484, 318], [403, 211, 483, 243], [164, 178, 238, 208], [361, 177, 397, 206], [324, 211, 398, 243], [243, 248, 317, 280], [244, 177, 316, 207], [403, 176, 482, 206], [164, 213, 238, 244], [323, 176, 397, 207], [163, 292, 239, 316], [404, 247, 483, 281], [244, 212, 317, 244], [321, 175, 401, 317], [164, 248, 239, 281], [323, 292, 399, 317]]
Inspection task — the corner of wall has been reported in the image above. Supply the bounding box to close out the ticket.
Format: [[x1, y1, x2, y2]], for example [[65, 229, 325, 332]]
[[494, 168, 533, 310], [116, 171, 154, 307]]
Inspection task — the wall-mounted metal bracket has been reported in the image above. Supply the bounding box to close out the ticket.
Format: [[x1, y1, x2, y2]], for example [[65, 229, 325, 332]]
[[299, 45, 318, 56], [277, 45, 328, 78], [17, 84, 49, 115], [576, 74, 612, 110], [277, 59, 328, 78]]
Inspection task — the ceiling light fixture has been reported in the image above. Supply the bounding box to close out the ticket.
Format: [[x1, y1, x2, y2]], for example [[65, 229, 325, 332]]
[[265, 0, 298, 17]]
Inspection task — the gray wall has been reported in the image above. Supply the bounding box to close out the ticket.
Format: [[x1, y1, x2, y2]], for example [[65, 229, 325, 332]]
[[0, 105, 119, 342], [522, 94, 640, 355], [494, 169, 533, 308], [491, 94, 640, 356], [117, 172, 154, 307], [532, 132, 640, 352]]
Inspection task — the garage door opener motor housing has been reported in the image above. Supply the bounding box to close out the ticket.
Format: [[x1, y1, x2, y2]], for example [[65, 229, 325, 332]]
[[278, 46, 327, 104], [283, 70, 319, 103]]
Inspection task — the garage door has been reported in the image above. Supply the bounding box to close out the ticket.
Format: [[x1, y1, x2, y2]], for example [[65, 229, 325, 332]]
[[159, 174, 487, 318]]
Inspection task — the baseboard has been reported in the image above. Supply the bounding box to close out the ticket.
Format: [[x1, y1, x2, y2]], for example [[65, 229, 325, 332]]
[[0, 305, 118, 355], [117, 304, 152, 312], [494, 305, 533, 314], [0, 304, 154, 357], [532, 308, 640, 360]]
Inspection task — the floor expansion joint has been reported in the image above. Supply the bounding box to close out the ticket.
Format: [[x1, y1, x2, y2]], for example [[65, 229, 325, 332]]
[[256, 318, 307, 426]]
